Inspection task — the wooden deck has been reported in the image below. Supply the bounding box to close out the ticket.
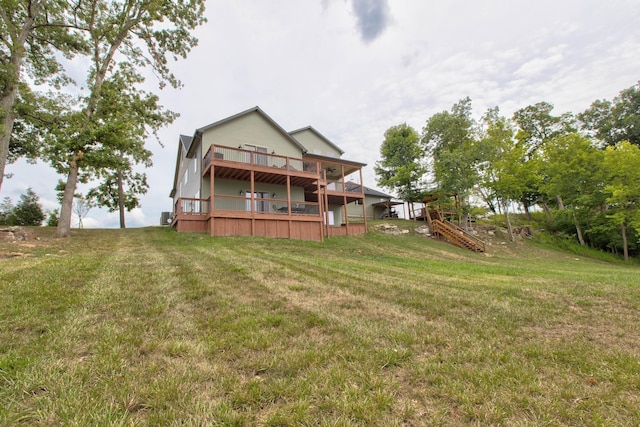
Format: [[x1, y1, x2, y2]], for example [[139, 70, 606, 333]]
[[172, 145, 367, 241], [172, 208, 366, 242]]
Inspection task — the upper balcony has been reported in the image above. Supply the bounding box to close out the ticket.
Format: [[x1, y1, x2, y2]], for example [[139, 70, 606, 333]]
[[203, 145, 322, 191], [202, 145, 367, 204]]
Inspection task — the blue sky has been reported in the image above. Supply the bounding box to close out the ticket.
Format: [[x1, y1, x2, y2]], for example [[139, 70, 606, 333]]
[[3, 0, 639, 227]]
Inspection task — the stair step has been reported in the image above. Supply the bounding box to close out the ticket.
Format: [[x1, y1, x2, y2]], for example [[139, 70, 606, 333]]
[[432, 220, 485, 252]]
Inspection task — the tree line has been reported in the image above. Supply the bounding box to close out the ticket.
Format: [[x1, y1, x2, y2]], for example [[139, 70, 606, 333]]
[[1, 0, 207, 237], [375, 83, 640, 261], [1, 188, 94, 228], [0, 188, 45, 226]]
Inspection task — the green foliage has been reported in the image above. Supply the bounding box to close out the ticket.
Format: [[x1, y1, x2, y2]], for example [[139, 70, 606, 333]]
[[41, 0, 206, 237], [532, 230, 637, 264], [512, 101, 576, 154], [479, 108, 538, 202], [580, 82, 640, 147], [0, 0, 87, 190], [383, 90, 640, 258], [602, 141, 640, 259], [539, 134, 604, 209], [9, 187, 44, 226], [46, 209, 59, 227], [422, 97, 481, 200], [374, 123, 425, 200], [477, 108, 540, 240], [82, 66, 161, 223], [0, 196, 15, 225], [87, 169, 148, 212]]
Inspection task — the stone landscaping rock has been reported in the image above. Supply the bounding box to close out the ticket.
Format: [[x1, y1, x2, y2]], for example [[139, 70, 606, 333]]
[[0, 227, 37, 242], [373, 223, 407, 235], [414, 225, 430, 236]]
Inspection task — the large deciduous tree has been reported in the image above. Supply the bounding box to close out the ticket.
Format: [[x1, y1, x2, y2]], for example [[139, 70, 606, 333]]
[[603, 141, 640, 262], [512, 102, 576, 217], [374, 123, 425, 201], [0, 0, 83, 191], [83, 65, 173, 228], [512, 102, 576, 153], [539, 134, 605, 246], [422, 97, 480, 228], [579, 82, 640, 147], [478, 108, 538, 242], [48, 0, 206, 238]]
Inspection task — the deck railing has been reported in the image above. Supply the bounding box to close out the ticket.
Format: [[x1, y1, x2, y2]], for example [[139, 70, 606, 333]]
[[175, 198, 209, 216], [431, 219, 486, 252], [204, 145, 318, 173], [211, 195, 320, 216], [326, 181, 364, 194]]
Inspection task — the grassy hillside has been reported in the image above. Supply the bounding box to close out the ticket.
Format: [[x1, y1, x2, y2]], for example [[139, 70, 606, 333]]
[[1, 224, 639, 425]]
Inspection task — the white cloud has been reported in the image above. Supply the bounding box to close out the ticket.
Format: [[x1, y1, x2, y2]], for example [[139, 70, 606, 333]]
[[77, 216, 100, 229], [514, 50, 565, 79]]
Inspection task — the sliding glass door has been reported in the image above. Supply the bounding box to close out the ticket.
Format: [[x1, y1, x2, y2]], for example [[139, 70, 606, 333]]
[[245, 191, 269, 213]]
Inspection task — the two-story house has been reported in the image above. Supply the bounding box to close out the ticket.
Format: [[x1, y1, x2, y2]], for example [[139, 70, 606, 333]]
[[170, 107, 368, 242]]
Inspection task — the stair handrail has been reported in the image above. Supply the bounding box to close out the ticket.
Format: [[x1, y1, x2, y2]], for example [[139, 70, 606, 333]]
[[440, 220, 486, 250], [431, 219, 486, 252]]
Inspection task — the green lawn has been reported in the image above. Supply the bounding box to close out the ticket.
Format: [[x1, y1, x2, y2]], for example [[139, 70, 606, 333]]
[[1, 224, 639, 426]]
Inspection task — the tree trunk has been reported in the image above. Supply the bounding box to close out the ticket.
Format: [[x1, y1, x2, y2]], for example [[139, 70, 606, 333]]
[[461, 197, 469, 231], [478, 188, 496, 214], [52, 21, 126, 237], [557, 195, 565, 210], [0, 1, 42, 192], [0, 94, 17, 192], [502, 199, 515, 242], [621, 222, 629, 262], [55, 156, 79, 238], [117, 169, 126, 228], [573, 211, 585, 246], [521, 196, 532, 220]]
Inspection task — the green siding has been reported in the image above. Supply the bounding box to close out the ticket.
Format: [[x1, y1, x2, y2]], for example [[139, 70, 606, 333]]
[[201, 111, 303, 159], [291, 129, 342, 158]]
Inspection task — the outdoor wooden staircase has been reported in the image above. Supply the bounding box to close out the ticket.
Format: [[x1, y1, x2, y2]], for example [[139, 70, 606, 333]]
[[431, 219, 486, 253]]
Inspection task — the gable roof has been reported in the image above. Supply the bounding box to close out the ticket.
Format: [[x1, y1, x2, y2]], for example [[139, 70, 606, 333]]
[[289, 126, 345, 155], [187, 106, 307, 158]]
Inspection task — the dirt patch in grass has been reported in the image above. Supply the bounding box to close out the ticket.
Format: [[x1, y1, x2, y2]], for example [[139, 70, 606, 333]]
[[0, 251, 30, 258]]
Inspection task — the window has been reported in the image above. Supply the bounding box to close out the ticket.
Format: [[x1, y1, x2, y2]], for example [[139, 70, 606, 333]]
[[245, 191, 269, 212], [244, 144, 269, 166], [183, 169, 189, 185], [194, 158, 198, 175], [194, 190, 200, 212]]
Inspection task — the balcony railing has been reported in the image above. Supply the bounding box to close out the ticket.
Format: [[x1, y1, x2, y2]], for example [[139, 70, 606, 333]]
[[204, 145, 318, 173], [212, 195, 320, 216], [326, 181, 364, 194], [175, 198, 210, 216]]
